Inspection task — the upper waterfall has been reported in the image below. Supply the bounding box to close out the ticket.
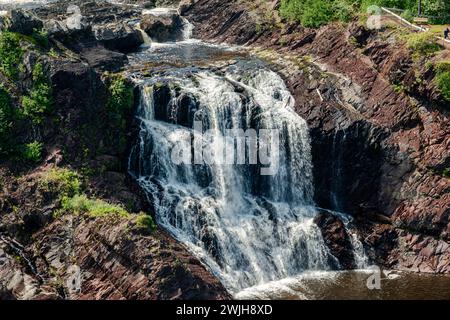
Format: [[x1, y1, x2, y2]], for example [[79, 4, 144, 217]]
[[127, 11, 368, 294], [129, 60, 337, 292]]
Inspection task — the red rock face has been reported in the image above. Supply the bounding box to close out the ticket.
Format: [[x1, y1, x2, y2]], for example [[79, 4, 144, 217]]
[[184, 0, 449, 273], [0, 167, 230, 300]]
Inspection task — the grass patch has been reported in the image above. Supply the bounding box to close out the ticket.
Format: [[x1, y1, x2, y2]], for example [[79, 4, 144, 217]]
[[40, 168, 82, 200], [59, 194, 130, 218], [434, 61, 450, 102], [136, 213, 157, 233], [406, 31, 441, 56]]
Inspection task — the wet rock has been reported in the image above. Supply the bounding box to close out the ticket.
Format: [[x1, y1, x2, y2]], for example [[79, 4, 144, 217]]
[[92, 23, 144, 53], [43, 19, 68, 37], [79, 46, 127, 72], [141, 12, 184, 42], [314, 211, 356, 269]]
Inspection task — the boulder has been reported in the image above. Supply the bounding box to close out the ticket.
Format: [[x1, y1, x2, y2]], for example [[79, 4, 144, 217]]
[[65, 4, 89, 31], [43, 19, 69, 37], [140, 12, 183, 42], [314, 211, 357, 269], [79, 46, 128, 72], [92, 23, 144, 53], [2, 9, 43, 35]]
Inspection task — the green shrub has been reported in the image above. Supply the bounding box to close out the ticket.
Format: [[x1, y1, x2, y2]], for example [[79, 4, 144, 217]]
[[0, 86, 17, 156], [0, 32, 24, 79], [420, 0, 450, 23], [107, 74, 134, 116], [40, 168, 82, 199], [22, 62, 53, 124], [406, 32, 440, 56], [443, 168, 450, 179], [302, 0, 333, 28], [105, 74, 134, 151], [59, 194, 130, 218], [136, 213, 157, 233], [332, 0, 354, 23], [280, 0, 304, 22], [434, 61, 450, 102], [21, 141, 43, 163], [280, 0, 358, 28], [392, 83, 406, 93], [435, 69, 450, 102], [31, 28, 49, 49]]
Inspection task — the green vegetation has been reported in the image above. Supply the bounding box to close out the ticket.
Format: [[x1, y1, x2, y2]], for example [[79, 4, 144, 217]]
[[360, 0, 450, 23], [136, 213, 157, 233], [40, 168, 82, 200], [406, 31, 441, 56], [31, 28, 49, 49], [105, 73, 134, 151], [392, 83, 406, 93], [0, 32, 24, 80], [21, 141, 43, 163], [106, 74, 134, 117], [22, 62, 53, 124], [434, 61, 450, 102], [280, 0, 355, 28], [279, 0, 450, 28], [60, 194, 130, 218], [0, 86, 17, 156], [443, 168, 450, 179]]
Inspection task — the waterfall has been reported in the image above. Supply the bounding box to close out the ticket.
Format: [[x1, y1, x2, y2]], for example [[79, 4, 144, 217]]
[[136, 25, 152, 47], [331, 211, 369, 269], [180, 16, 194, 41], [129, 62, 336, 293]]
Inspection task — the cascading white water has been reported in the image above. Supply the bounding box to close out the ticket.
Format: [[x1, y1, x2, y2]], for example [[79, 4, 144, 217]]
[[129, 63, 337, 293]]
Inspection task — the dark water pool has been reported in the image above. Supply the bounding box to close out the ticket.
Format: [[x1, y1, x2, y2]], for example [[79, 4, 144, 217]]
[[235, 270, 450, 300]]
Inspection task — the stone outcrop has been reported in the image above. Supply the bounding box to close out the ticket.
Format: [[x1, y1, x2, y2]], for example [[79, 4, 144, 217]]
[[141, 11, 184, 42], [92, 23, 144, 53], [0, 9, 43, 35], [314, 211, 356, 269], [0, 178, 229, 300]]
